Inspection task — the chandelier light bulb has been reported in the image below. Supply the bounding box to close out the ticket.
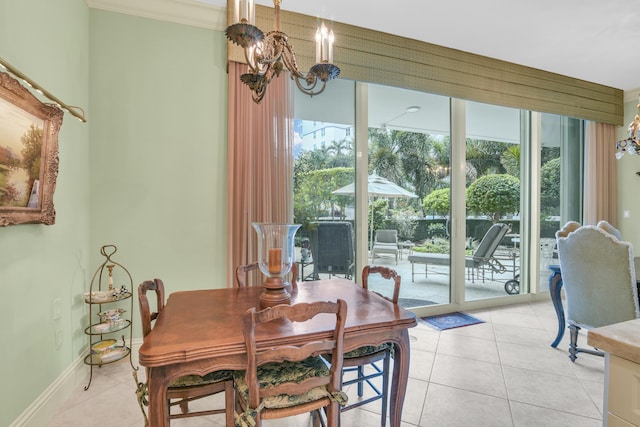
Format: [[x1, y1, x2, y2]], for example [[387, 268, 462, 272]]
[[316, 23, 334, 63]]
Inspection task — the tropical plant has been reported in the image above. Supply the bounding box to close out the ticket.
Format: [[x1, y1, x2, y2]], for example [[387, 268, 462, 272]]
[[466, 174, 520, 222], [466, 139, 509, 176], [423, 188, 450, 217], [427, 223, 447, 238], [294, 167, 353, 227], [369, 198, 389, 242], [413, 237, 450, 254], [391, 207, 418, 241], [540, 157, 560, 216], [500, 145, 520, 177]]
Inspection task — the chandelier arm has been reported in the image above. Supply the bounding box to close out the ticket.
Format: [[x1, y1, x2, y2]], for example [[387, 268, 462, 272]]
[[253, 84, 267, 103], [292, 76, 327, 96], [291, 74, 319, 91], [276, 36, 306, 79], [244, 49, 260, 74]]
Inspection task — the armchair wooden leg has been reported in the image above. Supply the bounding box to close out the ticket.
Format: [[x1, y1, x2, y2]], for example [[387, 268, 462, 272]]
[[569, 324, 580, 362]]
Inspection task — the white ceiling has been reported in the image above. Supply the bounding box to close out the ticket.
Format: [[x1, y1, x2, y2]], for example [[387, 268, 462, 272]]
[[198, 0, 640, 93]]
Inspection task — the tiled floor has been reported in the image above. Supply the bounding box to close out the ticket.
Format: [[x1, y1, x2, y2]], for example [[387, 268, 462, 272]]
[[46, 300, 604, 427]]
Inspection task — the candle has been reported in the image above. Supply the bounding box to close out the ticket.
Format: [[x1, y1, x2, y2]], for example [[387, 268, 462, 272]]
[[315, 27, 322, 63], [268, 248, 282, 275], [238, 0, 255, 25], [328, 29, 334, 63], [315, 23, 334, 64], [233, 0, 239, 24]]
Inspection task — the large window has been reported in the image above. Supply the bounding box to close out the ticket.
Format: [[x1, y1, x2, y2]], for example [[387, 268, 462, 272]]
[[465, 102, 523, 302], [293, 80, 356, 281], [292, 80, 583, 313], [537, 114, 583, 291]]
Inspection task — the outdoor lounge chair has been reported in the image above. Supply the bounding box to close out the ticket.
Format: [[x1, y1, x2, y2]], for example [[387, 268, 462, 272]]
[[407, 223, 510, 282], [310, 221, 355, 280], [371, 229, 400, 264]]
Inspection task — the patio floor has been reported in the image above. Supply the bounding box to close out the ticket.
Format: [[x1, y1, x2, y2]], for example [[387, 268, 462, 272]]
[[302, 245, 553, 309]]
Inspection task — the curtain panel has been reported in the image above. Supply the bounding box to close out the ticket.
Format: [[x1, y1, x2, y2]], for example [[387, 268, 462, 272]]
[[584, 122, 618, 226], [227, 61, 294, 286]]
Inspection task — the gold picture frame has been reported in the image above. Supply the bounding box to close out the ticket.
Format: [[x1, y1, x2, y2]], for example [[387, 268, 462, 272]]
[[0, 71, 63, 226]]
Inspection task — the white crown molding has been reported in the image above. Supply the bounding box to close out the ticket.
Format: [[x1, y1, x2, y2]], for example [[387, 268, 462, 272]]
[[624, 89, 640, 103], [85, 0, 226, 31]]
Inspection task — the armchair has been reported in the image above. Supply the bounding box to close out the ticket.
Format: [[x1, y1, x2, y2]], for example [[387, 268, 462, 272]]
[[556, 221, 640, 361]]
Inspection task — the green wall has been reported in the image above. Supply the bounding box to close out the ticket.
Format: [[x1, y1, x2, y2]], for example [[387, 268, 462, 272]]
[[617, 96, 640, 250], [89, 10, 228, 297], [1, 2, 228, 425], [0, 0, 90, 425]]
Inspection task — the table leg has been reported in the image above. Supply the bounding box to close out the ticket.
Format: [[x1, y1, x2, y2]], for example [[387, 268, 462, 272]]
[[548, 265, 564, 348], [148, 366, 171, 427], [390, 329, 411, 427]]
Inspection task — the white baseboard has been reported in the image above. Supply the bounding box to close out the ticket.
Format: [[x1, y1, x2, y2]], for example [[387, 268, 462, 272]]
[[9, 356, 88, 427], [10, 338, 144, 427]]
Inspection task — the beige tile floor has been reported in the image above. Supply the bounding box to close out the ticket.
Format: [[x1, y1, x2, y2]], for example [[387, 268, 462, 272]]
[[46, 300, 604, 427]]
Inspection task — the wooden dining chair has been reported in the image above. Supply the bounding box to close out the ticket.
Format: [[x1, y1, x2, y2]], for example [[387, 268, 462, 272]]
[[340, 265, 401, 426], [134, 278, 235, 426], [235, 261, 298, 288], [234, 299, 348, 427]]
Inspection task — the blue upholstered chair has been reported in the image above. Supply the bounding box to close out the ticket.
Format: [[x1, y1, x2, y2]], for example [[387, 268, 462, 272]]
[[556, 221, 640, 361]]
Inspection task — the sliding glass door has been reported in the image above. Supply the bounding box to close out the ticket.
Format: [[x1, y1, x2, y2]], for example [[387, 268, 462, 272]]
[[292, 79, 583, 311], [292, 79, 357, 281], [367, 85, 451, 306], [464, 101, 524, 302]]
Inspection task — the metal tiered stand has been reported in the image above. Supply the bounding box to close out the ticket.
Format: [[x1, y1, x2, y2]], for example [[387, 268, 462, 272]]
[[83, 244, 137, 390]]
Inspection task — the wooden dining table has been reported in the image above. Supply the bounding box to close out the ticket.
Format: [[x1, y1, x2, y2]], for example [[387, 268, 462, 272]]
[[138, 278, 418, 427]]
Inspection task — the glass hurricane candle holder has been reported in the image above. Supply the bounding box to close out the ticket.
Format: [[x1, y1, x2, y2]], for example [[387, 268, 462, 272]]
[[252, 223, 301, 308]]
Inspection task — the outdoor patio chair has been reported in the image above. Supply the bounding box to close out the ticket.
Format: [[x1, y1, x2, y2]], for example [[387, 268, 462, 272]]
[[407, 223, 510, 282], [310, 221, 355, 280], [556, 221, 640, 361], [371, 229, 399, 264]]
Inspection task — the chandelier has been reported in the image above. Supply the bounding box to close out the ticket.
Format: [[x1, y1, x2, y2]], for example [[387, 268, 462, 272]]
[[615, 97, 640, 159], [226, 0, 340, 103]]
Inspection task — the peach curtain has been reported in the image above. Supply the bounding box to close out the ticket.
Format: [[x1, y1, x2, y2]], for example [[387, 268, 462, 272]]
[[226, 61, 294, 286], [584, 122, 618, 226]]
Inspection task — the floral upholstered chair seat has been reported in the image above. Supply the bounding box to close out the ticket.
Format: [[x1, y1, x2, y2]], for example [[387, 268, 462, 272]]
[[234, 357, 347, 413]]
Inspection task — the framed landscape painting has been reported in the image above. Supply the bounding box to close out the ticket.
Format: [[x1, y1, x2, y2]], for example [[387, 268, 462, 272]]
[[0, 71, 63, 226]]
